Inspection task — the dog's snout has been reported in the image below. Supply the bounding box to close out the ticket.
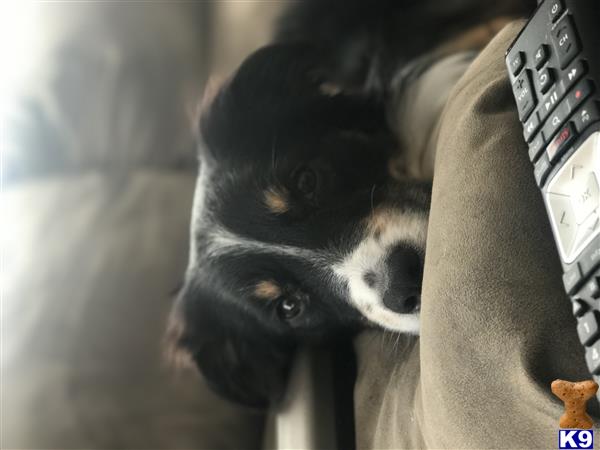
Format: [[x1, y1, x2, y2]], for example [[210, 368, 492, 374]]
[[386, 246, 422, 281], [383, 292, 420, 314], [382, 246, 423, 314], [362, 270, 380, 289]]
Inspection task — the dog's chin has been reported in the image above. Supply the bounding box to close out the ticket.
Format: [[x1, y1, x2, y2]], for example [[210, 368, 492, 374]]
[[361, 306, 421, 334]]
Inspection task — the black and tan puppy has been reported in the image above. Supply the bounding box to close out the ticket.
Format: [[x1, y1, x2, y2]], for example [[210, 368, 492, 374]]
[[167, 0, 536, 407]]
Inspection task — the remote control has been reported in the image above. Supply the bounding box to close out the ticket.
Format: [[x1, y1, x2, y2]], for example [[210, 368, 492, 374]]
[[506, 0, 600, 390]]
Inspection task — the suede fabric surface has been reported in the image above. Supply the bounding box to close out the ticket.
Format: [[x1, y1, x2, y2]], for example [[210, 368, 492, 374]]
[[4, 4, 276, 448], [355, 21, 600, 449], [3, 172, 265, 449]]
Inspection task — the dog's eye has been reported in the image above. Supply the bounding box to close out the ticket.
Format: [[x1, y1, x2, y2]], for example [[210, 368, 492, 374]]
[[293, 167, 317, 199], [277, 297, 303, 321]]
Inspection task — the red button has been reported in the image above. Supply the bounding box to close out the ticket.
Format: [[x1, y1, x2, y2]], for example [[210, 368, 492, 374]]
[[546, 123, 576, 162]]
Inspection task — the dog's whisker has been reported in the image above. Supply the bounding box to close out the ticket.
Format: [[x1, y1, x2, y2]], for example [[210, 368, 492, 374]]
[[381, 329, 392, 353], [271, 134, 279, 172], [370, 184, 377, 215], [394, 332, 402, 354]]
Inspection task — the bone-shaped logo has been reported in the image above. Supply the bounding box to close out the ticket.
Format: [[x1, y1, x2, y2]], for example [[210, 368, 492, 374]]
[[551, 379, 598, 429]]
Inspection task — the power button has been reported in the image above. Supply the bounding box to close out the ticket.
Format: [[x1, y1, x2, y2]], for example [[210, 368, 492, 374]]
[[549, 0, 564, 23]]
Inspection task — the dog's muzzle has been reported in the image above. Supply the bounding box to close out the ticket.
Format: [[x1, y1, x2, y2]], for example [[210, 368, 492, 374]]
[[357, 245, 423, 314]]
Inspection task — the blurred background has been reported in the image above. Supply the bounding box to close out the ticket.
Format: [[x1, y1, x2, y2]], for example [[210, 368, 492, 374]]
[[1, 2, 287, 448]]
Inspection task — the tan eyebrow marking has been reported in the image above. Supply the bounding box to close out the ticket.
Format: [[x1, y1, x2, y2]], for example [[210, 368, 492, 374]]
[[263, 187, 290, 215], [254, 280, 282, 301], [366, 207, 395, 237], [319, 81, 342, 96]]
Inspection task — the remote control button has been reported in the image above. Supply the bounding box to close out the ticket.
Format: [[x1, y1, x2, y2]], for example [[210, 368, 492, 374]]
[[573, 100, 600, 134], [585, 277, 600, 299], [563, 263, 583, 294], [539, 83, 565, 121], [547, 134, 599, 197], [512, 70, 536, 122], [551, 15, 581, 69], [566, 79, 594, 113], [573, 212, 600, 257], [572, 172, 600, 225], [528, 134, 546, 162], [537, 68, 554, 94], [563, 60, 586, 92], [534, 152, 552, 187], [548, 0, 564, 23], [543, 102, 570, 143], [580, 235, 600, 276], [509, 51, 525, 76], [546, 134, 600, 263], [573, 298, 589, 318], [546, 122, 576, 162], [549, 193, 578, 255], [577, 311, 600, 346], [524, 113, 541, 142], [585, 340, 600, 374], [534, 44, 549, 69]]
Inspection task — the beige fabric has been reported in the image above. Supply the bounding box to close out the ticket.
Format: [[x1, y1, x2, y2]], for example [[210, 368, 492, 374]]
[[355, 21, 599, 449], [3, 173, 264, 449], [4, 3, 285, 447], [391, 52, 476, 181]]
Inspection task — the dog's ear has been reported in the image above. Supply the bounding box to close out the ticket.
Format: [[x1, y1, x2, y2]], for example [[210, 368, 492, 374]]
[[165, 287, 294, 409], [198, 44, 387, 164]]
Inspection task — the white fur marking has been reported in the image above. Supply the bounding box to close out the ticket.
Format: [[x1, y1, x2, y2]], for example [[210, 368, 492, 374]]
[[333, 210, 427, 333], [188, 161, 212, 269], [188, 164, 428, 334], [205, 227, 326, 264]]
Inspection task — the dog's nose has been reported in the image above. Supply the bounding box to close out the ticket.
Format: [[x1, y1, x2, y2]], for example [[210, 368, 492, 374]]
[[382, 246, 422, 314], [383, 292, 420, 314]]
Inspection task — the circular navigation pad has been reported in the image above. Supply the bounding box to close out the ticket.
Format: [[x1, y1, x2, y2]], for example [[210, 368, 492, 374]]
[[545, 132, 600, 263]]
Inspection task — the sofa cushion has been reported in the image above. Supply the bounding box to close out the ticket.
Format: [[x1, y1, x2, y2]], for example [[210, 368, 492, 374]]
[[354, 21, 598, 449], [4, 3, 205, 184], [3, 172, 264, 449]]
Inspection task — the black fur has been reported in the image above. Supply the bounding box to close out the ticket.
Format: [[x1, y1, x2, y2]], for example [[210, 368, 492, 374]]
[[275, 0, 537, 93], [168, 0, 537, 408]]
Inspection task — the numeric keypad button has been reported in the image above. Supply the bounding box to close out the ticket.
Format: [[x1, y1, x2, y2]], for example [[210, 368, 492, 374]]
[[578, 311, 600, 346], [586, 340, 600, 374]]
